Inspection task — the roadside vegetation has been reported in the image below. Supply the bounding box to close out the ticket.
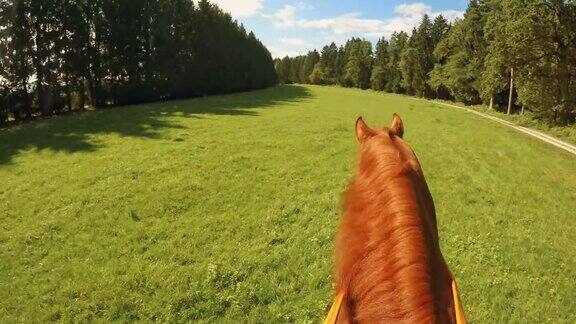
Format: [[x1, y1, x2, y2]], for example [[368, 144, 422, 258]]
[[467, 105, 576, 146]]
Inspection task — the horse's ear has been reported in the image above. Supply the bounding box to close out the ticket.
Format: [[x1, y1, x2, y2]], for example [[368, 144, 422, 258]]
[[356, 117, 375, 143], [390, 113, 404, 138]]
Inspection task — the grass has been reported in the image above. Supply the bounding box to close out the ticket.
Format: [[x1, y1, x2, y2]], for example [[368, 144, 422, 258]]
[[1, 85, 575, 323]]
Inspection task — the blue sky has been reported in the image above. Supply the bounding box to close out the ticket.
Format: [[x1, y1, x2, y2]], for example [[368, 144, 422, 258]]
[[206, 1, 468, 58]]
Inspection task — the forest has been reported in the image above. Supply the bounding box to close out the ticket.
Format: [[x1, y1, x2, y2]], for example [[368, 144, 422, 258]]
[[275, 0, 576, 126], [0, 0, 277, 125]]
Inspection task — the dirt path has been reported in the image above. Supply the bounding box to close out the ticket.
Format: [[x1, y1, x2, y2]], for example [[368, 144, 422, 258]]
[[424, 100, 576, 156]]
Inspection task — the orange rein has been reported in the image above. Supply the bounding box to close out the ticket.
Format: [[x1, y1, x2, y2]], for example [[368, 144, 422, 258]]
[[323, 277, 466, 324], [323, 291, 345, 324], [451, 277, 466, 324]]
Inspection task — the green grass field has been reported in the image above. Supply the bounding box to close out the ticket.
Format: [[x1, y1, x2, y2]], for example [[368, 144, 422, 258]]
[[1, 85, 575, 323]]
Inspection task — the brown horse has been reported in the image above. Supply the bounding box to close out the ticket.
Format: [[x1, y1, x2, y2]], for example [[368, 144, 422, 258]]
[[325, 114, 465, 324]]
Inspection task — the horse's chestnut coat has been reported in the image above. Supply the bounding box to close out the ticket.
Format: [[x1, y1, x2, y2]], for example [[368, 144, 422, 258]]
[[334, 114, 459, 323]]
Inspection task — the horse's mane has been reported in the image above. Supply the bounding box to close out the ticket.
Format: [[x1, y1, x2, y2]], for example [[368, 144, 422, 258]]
[[335, 116, 455, 323]]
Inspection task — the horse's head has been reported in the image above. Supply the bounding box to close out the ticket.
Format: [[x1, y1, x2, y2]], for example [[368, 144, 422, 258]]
[[354, 114, 422, 176]]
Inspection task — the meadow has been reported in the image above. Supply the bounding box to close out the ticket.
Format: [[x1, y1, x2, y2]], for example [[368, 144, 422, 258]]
[[1, 85, 575, 323]]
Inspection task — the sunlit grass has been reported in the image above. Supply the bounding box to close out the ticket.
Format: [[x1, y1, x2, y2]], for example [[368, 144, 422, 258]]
[[1, 85, 575, 322]]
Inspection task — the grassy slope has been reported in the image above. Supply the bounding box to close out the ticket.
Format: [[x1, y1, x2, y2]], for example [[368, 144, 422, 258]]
[[1, 85, 575, 323]]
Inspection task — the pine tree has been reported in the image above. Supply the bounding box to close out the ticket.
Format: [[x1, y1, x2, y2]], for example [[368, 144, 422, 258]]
[[386, 31, 409, 93], [400, 29, 418, 95], [6, 0, 33, 120], [318, 43, 339, 84], [428, 15, 451, 98], [299, 50, 319, 83], [334, 45, 346, 85], [403, 15, 435, 98], [343, 38, 373, 89], [371, 37, 389, 91]]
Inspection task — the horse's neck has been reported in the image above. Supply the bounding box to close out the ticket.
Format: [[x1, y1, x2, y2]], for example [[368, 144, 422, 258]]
[[338, 170, 452, 322]]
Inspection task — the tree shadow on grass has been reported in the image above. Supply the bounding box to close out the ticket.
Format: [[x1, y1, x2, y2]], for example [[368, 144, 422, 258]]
[[0, 85, 313, 165]]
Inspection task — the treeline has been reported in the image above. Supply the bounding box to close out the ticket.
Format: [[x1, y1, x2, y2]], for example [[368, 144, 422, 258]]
[[276, 0, 576, 125], [0, 0, 277, 125]]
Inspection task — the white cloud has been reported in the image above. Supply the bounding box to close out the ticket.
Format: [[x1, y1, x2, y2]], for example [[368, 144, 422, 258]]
[[437, 10, 466, 22], [295, 1, 315, 11], [298, 13, 389, 35], [202, 0, 263, 17], [280, 37, 312, 47], [269, 2, 464, 39], [394, 3, 431, 18], [272, 4, 298, 28], [268, 46, 302, 58]]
